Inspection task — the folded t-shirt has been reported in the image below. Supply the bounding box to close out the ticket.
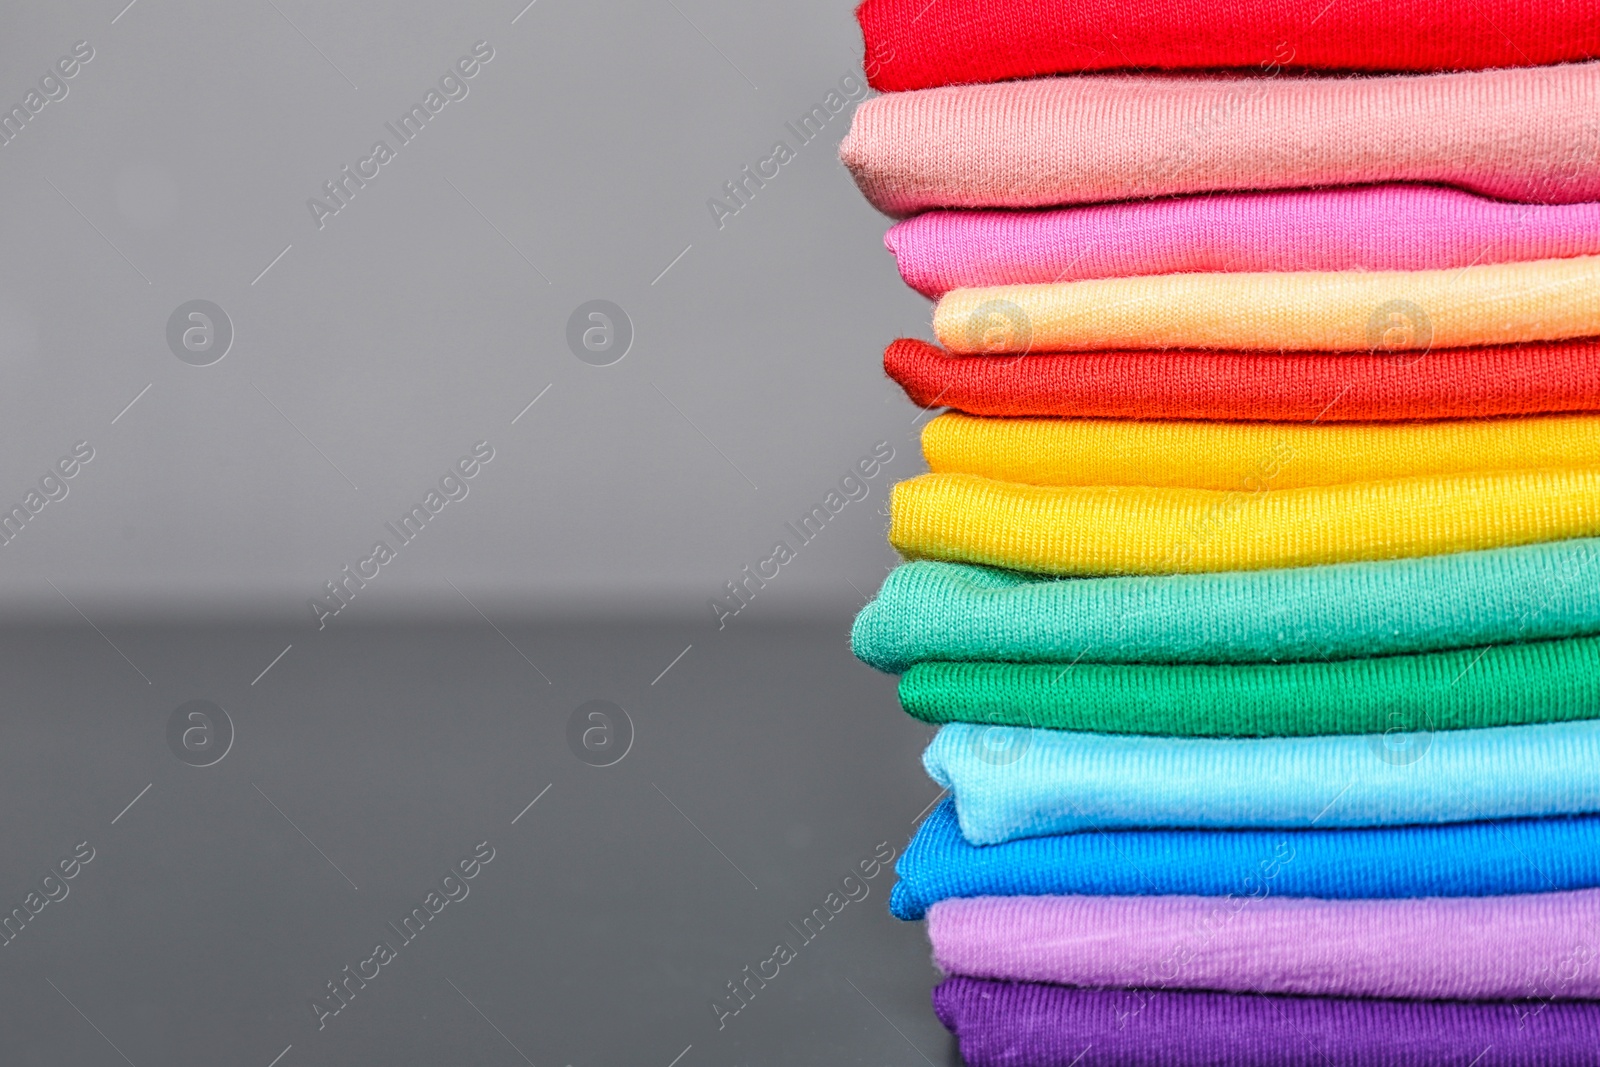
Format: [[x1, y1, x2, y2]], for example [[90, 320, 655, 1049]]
[[922, 411, 1600, 489], [929, 890, 1600, 1000], [853, 546, 1600, 672], [883, 337, 1600, 422], [886, 186, 1600, 297], [932, 257, 1600, 354], [925, 719, 1600, 844], [900, 637, 1600, 737], [890, 800, 1600, 920], [935, 978, 1600, 1067], [841, 63, 1600, 215], [858, 0, 1600, 91], [891, 469, 1600, 576]]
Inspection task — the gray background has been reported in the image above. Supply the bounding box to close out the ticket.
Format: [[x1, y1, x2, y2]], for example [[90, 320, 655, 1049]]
[[0, 2, 962, 1065], [0, 0, 932, 623], [0, 620, 958, 1066]]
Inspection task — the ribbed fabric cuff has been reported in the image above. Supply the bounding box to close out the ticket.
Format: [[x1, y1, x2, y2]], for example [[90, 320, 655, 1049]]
[[934, 978, 1600, 1066], [900, 636, 1600, 737], [883, 337, 1600, 422], [929, 891, 1600, 1000], [887, 186, 1600, 297], [890, 800, 1600, 920], [923, 411, 1600, 489], [925, 719, 1600, 844], [858, 0, 1600, 91], [890, 469, 1600, 576]]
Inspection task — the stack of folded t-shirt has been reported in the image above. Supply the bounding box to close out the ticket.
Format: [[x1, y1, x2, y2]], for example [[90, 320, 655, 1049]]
[[842, 1, 1600, 1063]]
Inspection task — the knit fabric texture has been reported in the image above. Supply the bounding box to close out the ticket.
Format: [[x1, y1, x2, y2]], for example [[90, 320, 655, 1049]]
[[924, 719, 1600, 844], [857, 0, 1600, 91], [890, 799, 1600, 920], [884, 337, 1600, 422], [933, 978, 1600, 1067], [887, 186, 1600, 297], [899, 636, 1600, 737], [891, 469, 1600, 576], [929, 891, 1600, 1000], [933, 256, 1600, 355], [840, 63, 1600, 215], [852, 545, 1600, 672], [923, 411, 1600, 489]]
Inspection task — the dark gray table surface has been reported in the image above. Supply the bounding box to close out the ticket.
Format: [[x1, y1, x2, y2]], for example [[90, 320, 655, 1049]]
[[0, 616, 961, 1066]]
